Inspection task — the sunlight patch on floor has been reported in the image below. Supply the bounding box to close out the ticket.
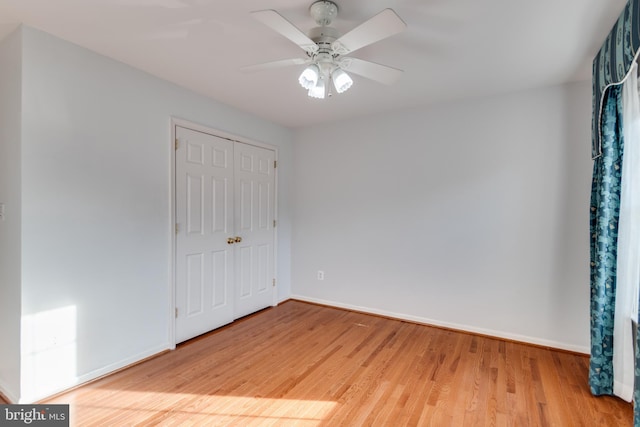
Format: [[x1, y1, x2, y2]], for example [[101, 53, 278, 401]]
[[70, 390, 338, 425]]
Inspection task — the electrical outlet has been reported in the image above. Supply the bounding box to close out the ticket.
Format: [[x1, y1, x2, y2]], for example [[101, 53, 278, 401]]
[[317, 270, 324, 280]]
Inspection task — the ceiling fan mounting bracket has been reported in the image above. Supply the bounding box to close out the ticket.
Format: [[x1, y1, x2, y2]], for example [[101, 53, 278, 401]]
[[309, 1, 339, 27]]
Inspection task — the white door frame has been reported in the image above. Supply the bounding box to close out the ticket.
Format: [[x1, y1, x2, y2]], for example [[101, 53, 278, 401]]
[[169, 117, 279, 347]]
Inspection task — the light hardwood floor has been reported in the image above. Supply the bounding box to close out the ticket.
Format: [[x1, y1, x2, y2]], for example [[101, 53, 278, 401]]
[[39, 300, 631, 426]]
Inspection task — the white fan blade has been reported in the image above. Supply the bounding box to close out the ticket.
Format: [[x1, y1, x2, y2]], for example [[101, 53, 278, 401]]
[[251, 10, 319, 55], [332, 9, 406, 55], [339, 57, 403, 85], [241, 58, 309, 72]]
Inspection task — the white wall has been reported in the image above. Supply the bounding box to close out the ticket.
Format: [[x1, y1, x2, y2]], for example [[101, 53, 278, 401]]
[[292, 81, 592, 353], [0, 28, 22, 403], [17, 26, 293, 402]]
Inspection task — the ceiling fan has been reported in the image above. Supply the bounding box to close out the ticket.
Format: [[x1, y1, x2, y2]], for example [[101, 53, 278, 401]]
[[244, 1, 407, 99]]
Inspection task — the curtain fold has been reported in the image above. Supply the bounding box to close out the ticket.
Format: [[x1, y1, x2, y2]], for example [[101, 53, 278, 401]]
[[614, 62, 640, 402], [590, 84, 624, 396]]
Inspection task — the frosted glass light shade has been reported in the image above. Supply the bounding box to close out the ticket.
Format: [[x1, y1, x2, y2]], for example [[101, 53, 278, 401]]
[[298, 65, 320, 90], [332, 68, 353, 93], [308, 78, 325, 99]]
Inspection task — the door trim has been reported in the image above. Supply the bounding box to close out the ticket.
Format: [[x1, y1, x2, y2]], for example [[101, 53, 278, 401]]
[[169, 117, 279, 347]]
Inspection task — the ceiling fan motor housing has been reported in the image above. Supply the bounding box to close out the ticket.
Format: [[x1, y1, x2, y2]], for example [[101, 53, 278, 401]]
[[307, 26, 340, 79], [308, 26, 339, 49]]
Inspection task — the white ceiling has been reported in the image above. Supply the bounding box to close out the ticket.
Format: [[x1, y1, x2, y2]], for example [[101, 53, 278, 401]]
[[0, 0, 629, 128]]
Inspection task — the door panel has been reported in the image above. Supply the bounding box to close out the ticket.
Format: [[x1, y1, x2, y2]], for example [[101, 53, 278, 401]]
[[186, 253, 204, 316], [186, 174, 203, 234], [239, 179, 253, 231], [257, 244, 270, 292], [212, 178, 228, 233], [175, 126, 235, 343], [211, 250, 228, 307], [239, 246, 253, 299]]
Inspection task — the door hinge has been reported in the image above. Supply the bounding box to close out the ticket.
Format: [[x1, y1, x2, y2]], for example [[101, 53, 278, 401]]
[[175, 223, 179, 234], [274, 160, 277, 169], [175, 138, 179, 150], [272, 278, 276, 287], [273, 219, 277, 228], [175, 308, 178, 318]]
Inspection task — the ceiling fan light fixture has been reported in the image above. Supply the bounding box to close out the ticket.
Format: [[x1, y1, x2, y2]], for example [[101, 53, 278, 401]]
[[308, 78, 326, 99], [298, 64, 320, 90], [332, 68, 353, 94], [249, 5, 407, 101]]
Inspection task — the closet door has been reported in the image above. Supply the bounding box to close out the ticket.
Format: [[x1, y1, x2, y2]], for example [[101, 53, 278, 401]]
[[175, 125, 276, 343], [175, 126, 235, 343], [234, 142, 276, 319]]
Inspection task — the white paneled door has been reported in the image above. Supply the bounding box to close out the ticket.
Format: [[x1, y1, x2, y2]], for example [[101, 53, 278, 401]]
[[234, 142, 276, 319], [175, 126, 275, 344]]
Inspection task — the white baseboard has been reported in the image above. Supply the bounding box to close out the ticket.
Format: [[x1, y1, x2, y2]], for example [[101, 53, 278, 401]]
[[291, 295, 590, 355], [19, 343, 172, 404]]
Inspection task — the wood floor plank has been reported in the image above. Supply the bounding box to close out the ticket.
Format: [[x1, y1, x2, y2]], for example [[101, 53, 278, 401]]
[[39, 300, 633, 426]]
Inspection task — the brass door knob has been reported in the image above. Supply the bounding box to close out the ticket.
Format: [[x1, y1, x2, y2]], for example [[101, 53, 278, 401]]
[[227, 237, 235, 245], [234, 236, 242, 243]]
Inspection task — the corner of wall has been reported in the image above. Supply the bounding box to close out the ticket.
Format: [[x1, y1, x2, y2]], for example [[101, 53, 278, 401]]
[[0, 24, 23, 404]]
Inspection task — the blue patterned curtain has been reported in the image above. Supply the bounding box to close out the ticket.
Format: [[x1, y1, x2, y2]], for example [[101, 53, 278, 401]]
[[592, 1, 640, 424], [590, 85, 624, 395]]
